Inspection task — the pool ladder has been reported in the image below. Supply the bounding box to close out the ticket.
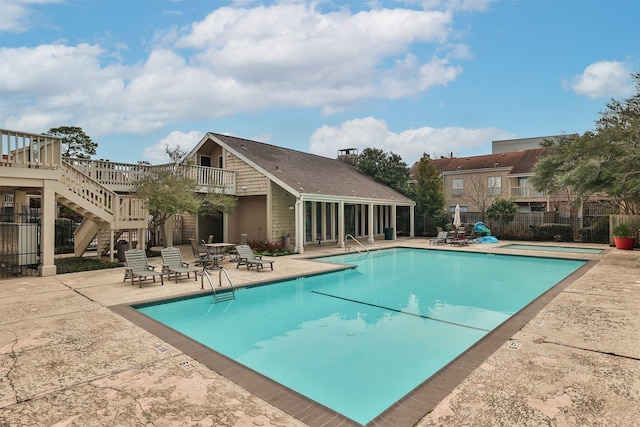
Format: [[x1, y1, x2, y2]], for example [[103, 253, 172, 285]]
[[201, 268, 235, 303], [345, 234, 369, 254]]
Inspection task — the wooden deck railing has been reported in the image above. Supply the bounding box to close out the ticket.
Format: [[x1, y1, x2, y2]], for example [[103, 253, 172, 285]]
[[511, 186, 546, 198], [117, 195, 148, 222], [60, 160, 150, 224], [1, 128, 61, 169], [65, 158, 151, 191], [60, 160, 116, 216], [68, 159, 237, 194]]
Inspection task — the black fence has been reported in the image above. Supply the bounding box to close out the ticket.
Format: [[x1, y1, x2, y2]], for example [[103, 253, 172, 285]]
[[421, 212, 611, 244], [0, 212, 41, 279], [0, 209, 86, 279], [55, 218, 81, 254]]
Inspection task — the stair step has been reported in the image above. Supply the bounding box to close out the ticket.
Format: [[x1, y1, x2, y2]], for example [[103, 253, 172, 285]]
[[214, 291, 235, 303]]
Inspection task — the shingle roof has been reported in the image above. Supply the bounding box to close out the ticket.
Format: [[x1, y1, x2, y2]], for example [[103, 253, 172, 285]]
[[415, 148, 546, 176], [210, 133, 414, 204]]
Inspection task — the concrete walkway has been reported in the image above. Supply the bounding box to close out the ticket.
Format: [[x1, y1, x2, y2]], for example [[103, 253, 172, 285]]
[[0, 240, 638, 426]]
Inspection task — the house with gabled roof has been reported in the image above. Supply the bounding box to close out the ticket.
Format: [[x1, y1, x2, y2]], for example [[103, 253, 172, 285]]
[[186, 133, 415, 253], [1, 128, 414, 278], [417, 148, 549, 215]]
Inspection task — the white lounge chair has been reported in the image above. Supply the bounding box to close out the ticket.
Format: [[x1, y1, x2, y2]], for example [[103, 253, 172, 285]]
[[161, 247, 198, 283], [429, 231, 449, 245], [449, 229, 470, 246], [235, 244, 274, 271], [124, 249, 165, 287]]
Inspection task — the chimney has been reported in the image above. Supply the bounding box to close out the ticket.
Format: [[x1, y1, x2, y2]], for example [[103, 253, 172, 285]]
[[337, 148, 358, 166]]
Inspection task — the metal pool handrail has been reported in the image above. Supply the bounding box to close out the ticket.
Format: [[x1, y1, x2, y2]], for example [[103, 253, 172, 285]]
[[345, 234, 369, 254], [201, 268, 235, 303]]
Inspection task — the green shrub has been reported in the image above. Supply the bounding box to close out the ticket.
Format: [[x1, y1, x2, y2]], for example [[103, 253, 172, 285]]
[[529, 224, 573, 241], [578, 218, 610, 243], [497, 226, 534, 241], [246, 239, 294, 256], [146, 248, 162, 258], [55, 257, 124, 274], [612, 223, 633, 237]]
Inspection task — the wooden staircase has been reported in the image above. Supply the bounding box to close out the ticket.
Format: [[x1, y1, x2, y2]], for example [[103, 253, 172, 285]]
[[56, 161, 148, 258]]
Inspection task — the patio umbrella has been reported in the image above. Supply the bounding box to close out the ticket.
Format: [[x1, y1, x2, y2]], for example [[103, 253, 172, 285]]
[[453, 204, 462, 230]]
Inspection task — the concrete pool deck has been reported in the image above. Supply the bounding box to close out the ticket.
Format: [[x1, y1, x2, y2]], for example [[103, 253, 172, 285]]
[[1, 240, 638, 426]]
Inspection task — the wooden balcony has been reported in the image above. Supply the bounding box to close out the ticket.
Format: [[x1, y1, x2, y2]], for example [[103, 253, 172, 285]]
[[65, 159, 237, 195], [511, 186, 546, 198], [3, 127, 236, 199], [1, 129, 63, 169]]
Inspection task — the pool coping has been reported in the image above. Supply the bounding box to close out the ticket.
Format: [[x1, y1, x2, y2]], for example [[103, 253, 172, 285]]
[[111, 252, 598, 427], [499, 243, 605, 254]]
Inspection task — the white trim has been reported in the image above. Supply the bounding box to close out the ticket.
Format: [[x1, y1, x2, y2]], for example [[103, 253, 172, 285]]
[[442, 166, 511, 176]]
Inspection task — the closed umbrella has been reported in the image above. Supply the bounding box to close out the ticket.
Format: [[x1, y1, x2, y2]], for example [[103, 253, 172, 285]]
[[453, 204, 462, 230]]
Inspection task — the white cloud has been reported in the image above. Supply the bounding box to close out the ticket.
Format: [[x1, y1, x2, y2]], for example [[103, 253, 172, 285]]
[[0, 2, 473, 136], [143, 130, 204, 163], [565, 61, 634, 99], [308, 117, 514, 165], [419, 0, 494, 12], [177, 4, 458, 98], [0, 0, 62, 32]]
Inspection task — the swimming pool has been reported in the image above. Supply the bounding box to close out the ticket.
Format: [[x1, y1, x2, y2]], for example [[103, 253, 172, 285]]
[[135, 248, 587, 425], [501, 243, 604, 254]]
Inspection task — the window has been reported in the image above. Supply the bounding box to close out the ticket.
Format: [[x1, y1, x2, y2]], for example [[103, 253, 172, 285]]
[[452, 178, 464, 196], [305, 201, 312, 241], [488, 176, 501, 196], [325, 203, 333, 240]]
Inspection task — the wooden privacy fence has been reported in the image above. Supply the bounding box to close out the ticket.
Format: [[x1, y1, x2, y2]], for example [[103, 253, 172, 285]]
[[424, 212, 616, 243]]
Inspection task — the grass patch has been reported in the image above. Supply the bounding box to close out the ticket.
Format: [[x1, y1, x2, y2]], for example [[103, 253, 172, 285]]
[[54, 248, 162, 274], [55, 257, 124, 274]]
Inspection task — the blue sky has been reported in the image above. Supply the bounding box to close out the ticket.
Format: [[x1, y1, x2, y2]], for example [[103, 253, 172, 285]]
[[1, 0, 638, 166]]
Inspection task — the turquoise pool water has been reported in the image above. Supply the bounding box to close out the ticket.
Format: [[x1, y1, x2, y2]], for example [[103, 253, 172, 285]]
[[502, 243, 603, 254], [136, 248, 586, 424]]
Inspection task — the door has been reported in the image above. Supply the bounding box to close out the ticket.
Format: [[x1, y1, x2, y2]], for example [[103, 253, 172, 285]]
[[199, 156, 211, 185]]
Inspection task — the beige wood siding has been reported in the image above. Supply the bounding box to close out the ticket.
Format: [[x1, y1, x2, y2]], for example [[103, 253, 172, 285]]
[[442, 169, 510, 211], [270, 182, 296, 243], [181, 213, 197, 242], [225, 154, 269, 195]]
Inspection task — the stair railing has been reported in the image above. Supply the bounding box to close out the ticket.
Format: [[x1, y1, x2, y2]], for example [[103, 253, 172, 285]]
[[60, 160, 116, 216]]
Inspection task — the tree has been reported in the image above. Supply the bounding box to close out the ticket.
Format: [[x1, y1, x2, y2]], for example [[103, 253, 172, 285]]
[[465, 175, 501, 221], [133, 145, 237, 247], [134, 168, 201, 247], [200, 192, 238, 218], [486, 197, 519, 224], [413, 154, 445, 217], [357, 148, 411, 196], [529, 134, 580, 218], [45, 126, 97, 159], [532, 73, 640, 214]]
